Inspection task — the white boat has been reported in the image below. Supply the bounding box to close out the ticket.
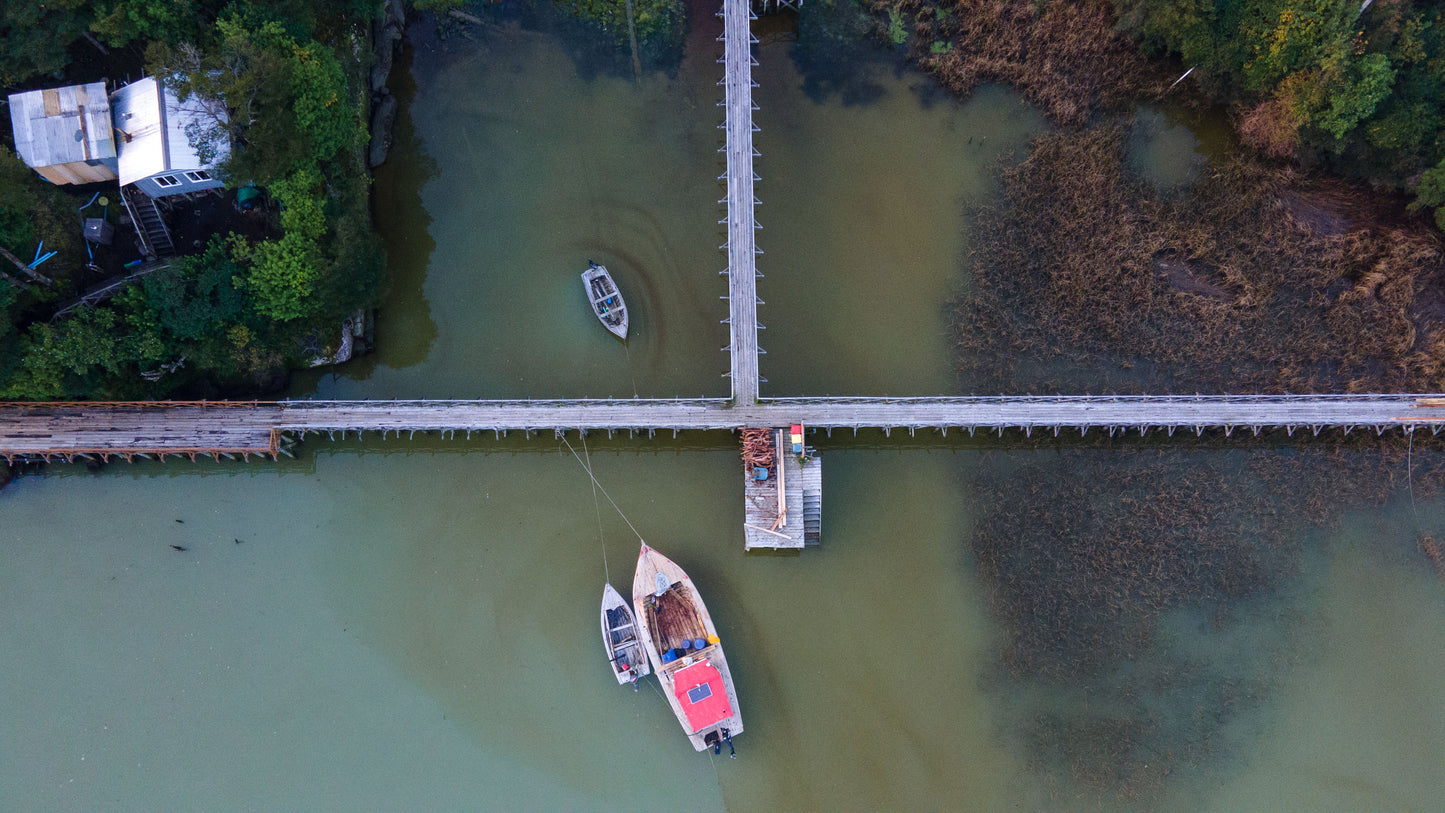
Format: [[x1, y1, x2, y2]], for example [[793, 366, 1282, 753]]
[[631, 543, 742, 753], [581, 261, 628, 340], [601, 582, 651, 685]]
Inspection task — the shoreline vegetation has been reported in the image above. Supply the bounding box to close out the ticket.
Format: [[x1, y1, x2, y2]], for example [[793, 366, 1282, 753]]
[[0, 0, 408, 400], [824, 0, 1445, 802], [0, 0, 685, 404]]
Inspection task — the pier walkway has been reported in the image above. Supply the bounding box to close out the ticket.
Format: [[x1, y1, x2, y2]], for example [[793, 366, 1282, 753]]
[[721, 0, 760, 402], [5, 395, 1445, 461], [4, 3, 1445, 461]]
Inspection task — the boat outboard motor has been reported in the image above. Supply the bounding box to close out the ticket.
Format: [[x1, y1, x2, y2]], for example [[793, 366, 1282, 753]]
[[724, 728, 735, 758]]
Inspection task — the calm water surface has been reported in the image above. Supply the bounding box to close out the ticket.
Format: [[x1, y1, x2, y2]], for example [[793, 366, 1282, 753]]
[[3, 442, 1442, 809], [4, 7, 1444, 810]]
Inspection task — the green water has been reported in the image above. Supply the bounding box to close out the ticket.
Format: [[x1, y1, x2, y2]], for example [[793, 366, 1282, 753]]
[[4, 442, 1443, 809], [5, 8, 1445, 810]]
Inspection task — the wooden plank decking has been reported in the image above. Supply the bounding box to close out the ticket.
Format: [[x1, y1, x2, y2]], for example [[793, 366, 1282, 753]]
[[742, 428, 805, 550], [6, 5, 1445, 461], [721, 0, 760, 403], [6, 396, 1445, 459]]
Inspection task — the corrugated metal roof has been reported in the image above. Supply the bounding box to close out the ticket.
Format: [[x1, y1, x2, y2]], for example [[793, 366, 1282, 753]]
[[7, 82, 117, 169], [112, 77, 229, 186]]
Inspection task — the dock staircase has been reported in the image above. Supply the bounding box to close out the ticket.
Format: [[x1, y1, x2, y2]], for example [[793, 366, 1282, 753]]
[[799, 450, 821, 546], [121, 187, 175, 258]]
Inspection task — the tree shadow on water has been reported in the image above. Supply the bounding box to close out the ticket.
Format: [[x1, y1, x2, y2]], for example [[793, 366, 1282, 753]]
[[370, 41, 439, 373], [791, 0, 891, 106]]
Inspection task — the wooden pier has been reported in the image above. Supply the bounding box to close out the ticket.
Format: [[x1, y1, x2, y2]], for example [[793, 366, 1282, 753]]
[[6, 396, 1445, 462], [4, 0, 1445, 557], [741, 427, 822, 550], [721, 0, 761, 403]]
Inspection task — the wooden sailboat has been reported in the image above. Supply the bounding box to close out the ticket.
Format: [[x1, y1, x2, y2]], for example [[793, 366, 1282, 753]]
[[601, 582, 651, 685], [631, 543, 743, 753], [581, 261, 628, 340]]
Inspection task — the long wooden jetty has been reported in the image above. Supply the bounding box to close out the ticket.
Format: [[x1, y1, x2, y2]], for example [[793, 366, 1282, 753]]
[[5, 396, 1445, 461], [6, 4, 1445, 463], [721, 0, 761, 403]]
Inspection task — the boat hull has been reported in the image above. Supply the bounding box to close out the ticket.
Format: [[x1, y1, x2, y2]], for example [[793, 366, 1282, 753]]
[[602, 582, 651, 684], [581, 263, 629, 340], [632, 544, 743, 751]]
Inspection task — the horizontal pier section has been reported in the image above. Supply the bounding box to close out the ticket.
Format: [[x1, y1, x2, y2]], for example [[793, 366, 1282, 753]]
[[7, 395, 1445, 459], [0, 401, 279, 461]]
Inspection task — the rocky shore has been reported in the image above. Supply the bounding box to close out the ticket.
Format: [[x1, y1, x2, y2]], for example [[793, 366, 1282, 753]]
[[369, 0, 408, 169]]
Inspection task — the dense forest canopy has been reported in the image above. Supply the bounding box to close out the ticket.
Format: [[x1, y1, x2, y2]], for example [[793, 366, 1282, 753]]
[[0, 0, 393, 399], [1111, 0, 1445, 227]]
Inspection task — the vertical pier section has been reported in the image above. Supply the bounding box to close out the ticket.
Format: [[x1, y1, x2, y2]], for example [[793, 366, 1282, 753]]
[[721, 0, 761, 403]]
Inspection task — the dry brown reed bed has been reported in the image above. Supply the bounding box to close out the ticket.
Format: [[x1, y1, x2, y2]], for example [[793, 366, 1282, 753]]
[[954, 125, 1445, 395], [876, 0, 1171, 126], [957, 125, 1445, 799], [859, 1, 1445, 800]]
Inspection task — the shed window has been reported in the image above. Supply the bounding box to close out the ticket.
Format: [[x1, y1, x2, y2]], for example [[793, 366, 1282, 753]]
[[154, 174, 180, 187], [183, 170, 211, 182]]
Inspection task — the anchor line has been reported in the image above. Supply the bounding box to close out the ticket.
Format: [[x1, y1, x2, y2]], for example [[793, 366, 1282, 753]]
[[581, 432, 610, 585], [623, 341, 639, 399], [561, 436, 645, 545], [1408, 429, 1421, 532]]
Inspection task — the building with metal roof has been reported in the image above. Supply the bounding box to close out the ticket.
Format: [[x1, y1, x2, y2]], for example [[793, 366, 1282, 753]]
[[7, 82, 119, 185], [111, 76, 228, 199]]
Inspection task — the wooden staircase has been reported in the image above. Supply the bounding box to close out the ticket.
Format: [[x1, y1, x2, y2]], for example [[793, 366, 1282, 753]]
[[121, 186, 175, 258], [799, 450, 821, 546]]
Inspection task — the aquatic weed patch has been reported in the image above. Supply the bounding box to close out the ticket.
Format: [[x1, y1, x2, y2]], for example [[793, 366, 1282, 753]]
[[874, 0, 1169, 126], [969, 436, 1445, 803], [954, 125, 1445, 395]]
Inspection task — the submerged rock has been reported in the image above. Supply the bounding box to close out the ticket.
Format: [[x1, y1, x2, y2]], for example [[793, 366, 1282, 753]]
[[369, 93, 398, 168]]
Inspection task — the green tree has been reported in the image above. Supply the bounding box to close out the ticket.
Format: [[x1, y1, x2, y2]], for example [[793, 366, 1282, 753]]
[[90, 0, 200, 48], [235, 169, 327, 321], [0, 1, 93, 86], [2, 307, 165, 400], [1314, 51, 1396, 141], [1114, 1, 1445, 225], [0, 148, 39, 256], [241, 234, 321, 322], [140, 238, 249, 341], [151, 16, 363, 185], [1239, 0, 1355, 90], [289, 41, 359, 166], [1411, 158, 1445, 231]]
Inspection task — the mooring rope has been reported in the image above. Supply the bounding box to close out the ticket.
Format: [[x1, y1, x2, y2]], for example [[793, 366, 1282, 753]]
[[561, 435, 645, 545], [581, 432, 610, 585], [1408, 429, 1421, 531], [623, 341, 639, 399]]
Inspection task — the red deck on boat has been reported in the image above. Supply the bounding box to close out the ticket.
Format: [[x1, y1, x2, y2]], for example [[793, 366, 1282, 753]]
[[672, 660, 732, 733]]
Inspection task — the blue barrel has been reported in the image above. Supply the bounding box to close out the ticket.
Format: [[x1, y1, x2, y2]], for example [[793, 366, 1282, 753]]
[[681, 639, 693, 651], [693, 638, 706, 650]]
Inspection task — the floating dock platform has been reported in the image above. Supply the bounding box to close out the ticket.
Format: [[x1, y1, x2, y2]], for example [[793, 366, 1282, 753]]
[[741, 426, 821, 551]]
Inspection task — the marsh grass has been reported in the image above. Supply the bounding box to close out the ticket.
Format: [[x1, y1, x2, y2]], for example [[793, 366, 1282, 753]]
[[969, 435, 1445, 803], [878, 0, 1170, 126], [954, 125, 1445, 395]]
